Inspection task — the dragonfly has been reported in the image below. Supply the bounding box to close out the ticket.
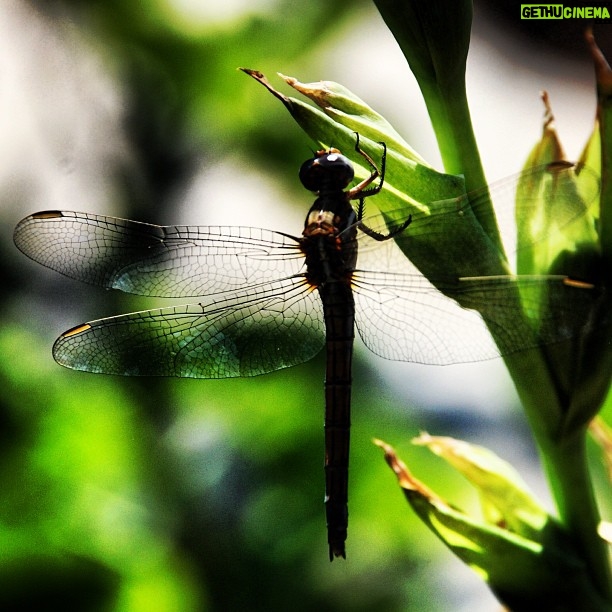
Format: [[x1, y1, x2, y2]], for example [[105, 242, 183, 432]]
[[13, 137, 599, 560]]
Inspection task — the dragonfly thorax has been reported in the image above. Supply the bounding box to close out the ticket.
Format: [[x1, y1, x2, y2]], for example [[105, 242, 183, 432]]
[[304, 210, 337, 237], [301, 206, 358, 288]]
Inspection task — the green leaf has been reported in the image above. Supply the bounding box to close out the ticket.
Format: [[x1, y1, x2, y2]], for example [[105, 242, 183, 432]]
[[511, 91, 612, 432], [276, 74, 428, 164], [372, 0, 472, 94], [372, 0, 495, 241], [240, 69, 464, 206], [587, 29, 612, 270], [412, 433, 548, 539], [375, 439, 610, 611], [515, 94, 600, 279], [240, 69, 511, 285]]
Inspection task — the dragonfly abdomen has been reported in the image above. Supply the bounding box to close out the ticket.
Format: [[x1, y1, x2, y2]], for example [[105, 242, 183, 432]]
[[319, 280, 355, 560]]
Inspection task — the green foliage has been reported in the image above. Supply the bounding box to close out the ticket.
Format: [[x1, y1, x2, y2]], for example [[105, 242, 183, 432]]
[[0, 325, 203, 610], [377, 438, 611, 611]]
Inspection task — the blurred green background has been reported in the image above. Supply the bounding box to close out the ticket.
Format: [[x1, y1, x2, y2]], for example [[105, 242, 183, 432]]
[[1, 1, 610, 611]]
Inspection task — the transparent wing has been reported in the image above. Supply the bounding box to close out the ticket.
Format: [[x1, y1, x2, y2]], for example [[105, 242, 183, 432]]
[[14, 210, 304, 297], [353, 233, 598, 365], [348, 161, 600, 365], [14, 164, 596, 296], [15, 162, 600, 370], [53, 277, 325, 377]]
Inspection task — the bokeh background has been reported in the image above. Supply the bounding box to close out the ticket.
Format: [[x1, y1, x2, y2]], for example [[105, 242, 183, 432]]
[[1, 1, 610, 610]]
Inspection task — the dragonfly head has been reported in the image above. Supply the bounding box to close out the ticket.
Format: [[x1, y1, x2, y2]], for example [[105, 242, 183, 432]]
[[299, 149, 355, 193]]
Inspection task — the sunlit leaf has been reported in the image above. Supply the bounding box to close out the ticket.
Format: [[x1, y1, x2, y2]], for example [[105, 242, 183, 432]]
[[412, 433, 548, 539], [375, 439, 607, 610]]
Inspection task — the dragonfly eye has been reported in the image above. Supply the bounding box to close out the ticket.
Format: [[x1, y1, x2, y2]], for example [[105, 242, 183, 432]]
[[299, 151, 355, 192]]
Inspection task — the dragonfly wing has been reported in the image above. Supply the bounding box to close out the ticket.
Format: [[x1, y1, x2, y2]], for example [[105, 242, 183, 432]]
[[353, 269, 501, 365], [53, 277, 325, 377], [350, 163, 601, 365], [353, 238, 600, 365], [14, 210, 303, 297]]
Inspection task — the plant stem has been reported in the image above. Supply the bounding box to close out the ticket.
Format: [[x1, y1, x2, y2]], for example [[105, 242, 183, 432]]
[[545, 429, 612, 601], [507, 351, 612, 602]]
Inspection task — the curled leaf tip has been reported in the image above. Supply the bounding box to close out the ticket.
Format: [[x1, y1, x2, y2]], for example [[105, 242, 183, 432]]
[[540, 91, 556, 133], [278, 73, 305, 88], [374, 438, 415, 487], [374, 438, 440, 499], [239, 68, 293, 111], [277, 73, 301, 91], [586, 29, 612, 94], [279, 74, 333, 108], [412, 432, 472, 460], [532, 91, 566, 162]]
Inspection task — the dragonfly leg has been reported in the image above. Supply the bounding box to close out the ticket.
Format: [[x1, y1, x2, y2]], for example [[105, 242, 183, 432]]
[[347, 134, 386, 204], [347, 134, 412, 241], [360, 213, 412, 242]]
